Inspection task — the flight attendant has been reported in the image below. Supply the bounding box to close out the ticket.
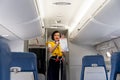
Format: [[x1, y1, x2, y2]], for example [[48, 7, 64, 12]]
[[47, 31, 64, 80]]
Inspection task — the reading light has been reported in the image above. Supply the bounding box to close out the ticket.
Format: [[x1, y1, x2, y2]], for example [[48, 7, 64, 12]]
[[69, 0, 110, 37], [106, 51, 111, 57], [1, 35, 9, 37]]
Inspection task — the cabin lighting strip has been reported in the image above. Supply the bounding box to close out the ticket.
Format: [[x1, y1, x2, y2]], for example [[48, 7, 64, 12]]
[[34, 0, 44, 26]]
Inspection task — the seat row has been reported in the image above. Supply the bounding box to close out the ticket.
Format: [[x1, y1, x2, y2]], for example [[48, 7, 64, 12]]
[[1, 38, 120, 80]]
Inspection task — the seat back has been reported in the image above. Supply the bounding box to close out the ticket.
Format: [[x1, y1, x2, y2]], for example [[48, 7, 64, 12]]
[[110, 52, 120, 80], [80, 55, 108, 80], [10, 52, 38, 80], [0, 38, 11, 80]]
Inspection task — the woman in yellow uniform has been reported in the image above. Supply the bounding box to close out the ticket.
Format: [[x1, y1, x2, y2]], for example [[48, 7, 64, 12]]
[[47, 31, 63, 80]]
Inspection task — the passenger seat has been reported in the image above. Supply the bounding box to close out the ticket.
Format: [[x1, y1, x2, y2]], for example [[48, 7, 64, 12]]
[[0, 38, 11, 80], [80, 55, 108, 80], [10, 52, 38, 80]]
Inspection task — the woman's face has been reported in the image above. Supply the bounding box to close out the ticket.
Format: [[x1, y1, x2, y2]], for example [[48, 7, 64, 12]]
[[54, 32, 60, 41]]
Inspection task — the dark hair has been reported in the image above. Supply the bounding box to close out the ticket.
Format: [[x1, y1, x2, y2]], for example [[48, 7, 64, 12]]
[[51, 31, 61, 40]]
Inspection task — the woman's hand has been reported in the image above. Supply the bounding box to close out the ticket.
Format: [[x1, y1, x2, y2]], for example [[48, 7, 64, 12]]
[[55, 41, 60, 44], [49, 41, 60, 53]]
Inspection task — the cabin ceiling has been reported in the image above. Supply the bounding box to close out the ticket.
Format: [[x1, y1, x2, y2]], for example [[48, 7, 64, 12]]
[[0, 0, 120, 47], [42, 0, 84, 28]]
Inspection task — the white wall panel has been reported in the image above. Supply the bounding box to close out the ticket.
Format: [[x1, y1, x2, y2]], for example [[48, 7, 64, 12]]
[[8, 40, 24, 52], [69, 42, 98, 80]]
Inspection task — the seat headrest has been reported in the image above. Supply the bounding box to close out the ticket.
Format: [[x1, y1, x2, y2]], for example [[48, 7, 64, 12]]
[[82, 55, 105, 67], [10, 52, 37, 71], [0, 39, 10, 53], [0, 38, 11, 60], [111, 52, 120, 72], [0, 37, 11, 80]]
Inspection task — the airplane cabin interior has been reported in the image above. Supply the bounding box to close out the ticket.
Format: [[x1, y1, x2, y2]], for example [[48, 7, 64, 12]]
[[0, 0, 120, 80]]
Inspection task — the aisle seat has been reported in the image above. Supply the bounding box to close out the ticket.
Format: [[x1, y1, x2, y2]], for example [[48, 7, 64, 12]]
[[80, 55, 108, 80], [10, 52, 38, 80], [0, 39, 11, 80], [110, 52, 120, 80]]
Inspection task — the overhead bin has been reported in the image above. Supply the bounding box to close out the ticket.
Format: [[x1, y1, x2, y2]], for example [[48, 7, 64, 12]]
[[0, 0, 43, 40], [94, 0, 120, 26]]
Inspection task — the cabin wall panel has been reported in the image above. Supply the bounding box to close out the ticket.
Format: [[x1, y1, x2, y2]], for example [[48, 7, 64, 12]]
[[69, 42, 98, 80], [8, 40, 24, 52], [95, 37, 120, 80], [114, 38, 120, 51]]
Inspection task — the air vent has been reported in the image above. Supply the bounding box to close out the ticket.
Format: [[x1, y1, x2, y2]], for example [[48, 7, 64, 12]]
[[51, 24, 65, 29], [52, 25, 63, 28], [53, 2, 71, 5]]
